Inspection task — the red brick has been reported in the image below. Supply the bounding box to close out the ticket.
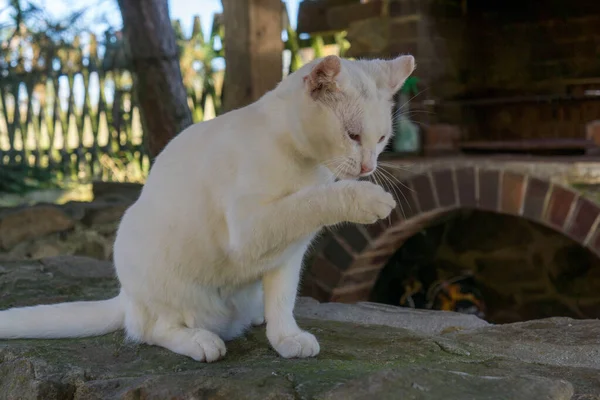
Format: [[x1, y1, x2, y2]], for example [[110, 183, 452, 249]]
[[363, 220, 386, 239], [378, 206, 404, 230], [299, 275, 332, 302], [356, 247, 395, 273], [567, 198, 600, 242], [339, 268, 381, 286], [411, 174, 436, 212], [330, 286, 372, 303], [544, 186, 576, 228], [523, 178, 550, 221], [322, 237, 355, 270], [348, 254, 380, 271], [588, 229, 600, 259], [455, 167, 476, 208], [501, 172, 526, 215], [396, 180, 419, 219], [432, 169, 457, 208], [308, 255, 343, 289], [478, 169, 500, 211], [333, 224, 370, 253]]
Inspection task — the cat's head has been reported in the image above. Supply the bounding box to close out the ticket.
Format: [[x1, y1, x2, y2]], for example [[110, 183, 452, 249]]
[[292, 54, 415, 180]]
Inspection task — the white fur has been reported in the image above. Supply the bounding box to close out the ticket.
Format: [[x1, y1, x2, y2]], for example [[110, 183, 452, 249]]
[[0, 55, 415, 362]]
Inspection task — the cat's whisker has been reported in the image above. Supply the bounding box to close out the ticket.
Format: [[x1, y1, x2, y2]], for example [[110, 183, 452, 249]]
[[322, 156, 350, 180], [378, 163, 415, 174], [322, 155, 349, 166], [392, 109, 436, 120], [370, 170, 392, 226], [333, 158, 352, 180], [378, 166, 415, 194], [321, 156, 348, 171], [379, 161, 415, 169], [375, 168, 405, 222], [373, 169, 394, 226], [339, 159, 352, 179], [332, 161, 345, 180], [377, 167, 413, 218], [395, 87, 430, 111]]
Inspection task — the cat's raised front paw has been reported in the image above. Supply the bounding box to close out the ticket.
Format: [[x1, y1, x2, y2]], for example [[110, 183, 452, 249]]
[[270, 330, 320, 358], [342, 181, 396, 224]]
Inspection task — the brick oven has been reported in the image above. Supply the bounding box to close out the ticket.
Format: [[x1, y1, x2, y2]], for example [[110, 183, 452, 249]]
[[299, 157, 600, 322], [296, 0, 600, 322]]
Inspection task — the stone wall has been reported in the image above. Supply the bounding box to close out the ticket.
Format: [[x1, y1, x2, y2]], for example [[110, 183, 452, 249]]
[[0, 184, 139, 262], [371, 210, 600, 324]]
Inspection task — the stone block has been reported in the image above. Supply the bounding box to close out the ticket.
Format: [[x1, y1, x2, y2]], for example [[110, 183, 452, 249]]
[[500, 172, 526, 215], [455, 167, 476, 208], [432, 169, 457, 208], [567, 197, 600, 242], [522, 178, 550, 222], [477, 169, 500, 212], [0, 206, 75, 250], [411, 173, 436, 212], [544, 186, 577, 229]]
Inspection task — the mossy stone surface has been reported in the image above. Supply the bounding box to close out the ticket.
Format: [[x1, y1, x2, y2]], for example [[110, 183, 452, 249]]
[[0, 256, 598, 399]]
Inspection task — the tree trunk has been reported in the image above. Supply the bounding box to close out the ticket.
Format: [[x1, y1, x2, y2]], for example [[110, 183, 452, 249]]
[[221, 0, 283, 112], [117, 0, 193, 158]]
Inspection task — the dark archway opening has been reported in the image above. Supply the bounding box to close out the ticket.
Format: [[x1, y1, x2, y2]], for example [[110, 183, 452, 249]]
[[371, 210, 600, 324]]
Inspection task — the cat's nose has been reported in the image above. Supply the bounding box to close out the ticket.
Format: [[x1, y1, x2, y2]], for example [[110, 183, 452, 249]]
[[360, 163, 374, 174]]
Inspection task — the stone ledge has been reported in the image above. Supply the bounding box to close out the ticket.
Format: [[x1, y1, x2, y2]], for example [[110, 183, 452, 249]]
[[0, 256, 599, 399]]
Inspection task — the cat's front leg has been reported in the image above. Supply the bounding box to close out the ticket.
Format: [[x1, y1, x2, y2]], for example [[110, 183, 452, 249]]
[[228, 181, 395, 266], [263, 250, 319, 358]]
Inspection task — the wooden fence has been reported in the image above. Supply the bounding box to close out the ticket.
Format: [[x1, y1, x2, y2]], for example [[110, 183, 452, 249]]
[[0, 12, 343, 185]]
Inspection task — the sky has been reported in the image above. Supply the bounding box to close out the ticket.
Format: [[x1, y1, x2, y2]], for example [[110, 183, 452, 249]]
[[0, 0, 300, 38]]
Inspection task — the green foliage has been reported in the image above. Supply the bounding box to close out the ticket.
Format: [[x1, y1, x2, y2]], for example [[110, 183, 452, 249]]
[[0, 164, 60, 194], [0, 3, 345, 192]]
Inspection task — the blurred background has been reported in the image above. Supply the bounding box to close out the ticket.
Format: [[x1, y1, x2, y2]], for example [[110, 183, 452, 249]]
[[1, 0, 600, 323]]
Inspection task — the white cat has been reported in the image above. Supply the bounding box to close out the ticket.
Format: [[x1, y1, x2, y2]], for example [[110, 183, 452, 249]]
[[0, 54, 415, 362]]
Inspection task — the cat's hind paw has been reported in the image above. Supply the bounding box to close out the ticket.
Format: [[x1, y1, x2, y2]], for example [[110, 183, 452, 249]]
[[271, 330, 320, 358]]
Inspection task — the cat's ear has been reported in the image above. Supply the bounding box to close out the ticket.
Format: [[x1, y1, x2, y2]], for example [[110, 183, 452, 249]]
[[382, 55, 416, 95], [303, 55, 341, 98]]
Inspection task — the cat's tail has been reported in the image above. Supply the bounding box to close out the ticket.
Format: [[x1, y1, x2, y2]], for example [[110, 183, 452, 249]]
[[0, 295, 124, 339]]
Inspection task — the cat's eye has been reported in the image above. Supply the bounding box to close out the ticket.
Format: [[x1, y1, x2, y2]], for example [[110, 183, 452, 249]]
[[347, 132, 361, 143], [378, 136, 386, 143]]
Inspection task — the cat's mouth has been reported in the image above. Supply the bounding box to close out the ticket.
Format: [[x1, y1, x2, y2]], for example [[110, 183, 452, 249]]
[[335, 171, 362, 181]]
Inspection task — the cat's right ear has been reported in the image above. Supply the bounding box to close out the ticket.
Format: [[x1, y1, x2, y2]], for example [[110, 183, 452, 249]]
[[303, 55, 341, 99]]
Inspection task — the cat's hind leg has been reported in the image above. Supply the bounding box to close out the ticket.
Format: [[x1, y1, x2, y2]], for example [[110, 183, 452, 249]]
[[146, 318, 226, 362], [246, 281, 265, 326], [220, 281, 265, 341]]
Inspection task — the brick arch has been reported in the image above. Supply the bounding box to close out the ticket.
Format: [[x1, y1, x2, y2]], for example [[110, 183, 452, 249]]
[[302, 167, 600, 303]]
